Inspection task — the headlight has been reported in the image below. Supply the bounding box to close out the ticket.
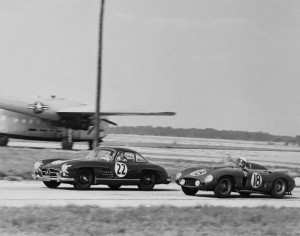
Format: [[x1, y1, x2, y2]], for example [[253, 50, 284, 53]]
[[176, 172, 182, 179], [61, 164, 71, 175], [195, 180, 201, 186], [204, 175, 213, 183], [34, 161, 42, 170], [179, 179, 185, 185]]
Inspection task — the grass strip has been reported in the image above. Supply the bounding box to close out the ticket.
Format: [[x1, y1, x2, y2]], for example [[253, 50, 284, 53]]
[[0, 205, 299, 236]]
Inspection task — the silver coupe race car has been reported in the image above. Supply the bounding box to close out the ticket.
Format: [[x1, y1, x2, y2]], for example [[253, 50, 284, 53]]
[[33, 146, 171, 191]]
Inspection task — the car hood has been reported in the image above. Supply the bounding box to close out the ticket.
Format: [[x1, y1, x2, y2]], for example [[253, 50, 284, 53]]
[[180, 164, 236, 179], [44, 158, 85, 169]]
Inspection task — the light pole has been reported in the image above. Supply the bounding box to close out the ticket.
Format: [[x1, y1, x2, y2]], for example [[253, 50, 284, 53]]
[[94, 0, 105, 148]]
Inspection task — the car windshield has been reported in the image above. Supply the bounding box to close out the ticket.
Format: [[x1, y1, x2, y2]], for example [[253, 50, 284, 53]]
[[85, 149, 116, 162]]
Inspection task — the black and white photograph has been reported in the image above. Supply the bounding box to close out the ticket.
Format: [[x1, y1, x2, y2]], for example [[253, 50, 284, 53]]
[[0, 0, 299, 235]]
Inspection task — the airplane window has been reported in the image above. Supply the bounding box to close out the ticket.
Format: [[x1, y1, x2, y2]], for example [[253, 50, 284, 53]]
[[36, 120, 41, 125], [0, 116, 5, 121], [29, 119, 34, 124], [13, 118, 19, 123], [21, 119, 27, 123]]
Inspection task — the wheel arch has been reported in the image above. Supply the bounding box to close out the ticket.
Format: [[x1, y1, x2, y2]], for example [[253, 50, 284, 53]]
[[140, 169, 157, 183], [216, 175, 236, 190], [74, 167, 96, 183]]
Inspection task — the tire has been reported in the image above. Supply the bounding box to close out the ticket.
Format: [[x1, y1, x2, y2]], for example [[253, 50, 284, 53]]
[[138, 172, 156, 191], [43, 181, 61, 189], [88, 141, 93, 150], [0, 136, 8, 146], [239, 192, 251, 197], [181, 186, 198, 196], [108, 185, 121, 190], [73, 169, 94, 190], [271, 179, 287, 198], [62, 138, 73, 150], [214, 177, 233, 198]]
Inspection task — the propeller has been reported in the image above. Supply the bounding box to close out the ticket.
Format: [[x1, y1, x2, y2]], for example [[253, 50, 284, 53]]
[[86, 118, 117, 135]]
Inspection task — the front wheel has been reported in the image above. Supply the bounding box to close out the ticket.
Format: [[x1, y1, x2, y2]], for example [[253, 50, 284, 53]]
[[214, 177, 233, 198], [73, 169, 93, 190], [271, 179, 286, 198], [138, 172, 156, 191], [43, 181, 61, 189], [181, 186, 198, 196]]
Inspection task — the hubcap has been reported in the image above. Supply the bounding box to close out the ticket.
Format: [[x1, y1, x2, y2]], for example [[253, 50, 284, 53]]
[[220, 180, 230, 193], [80, 174, 89, 184], [275, 180, 285, 194], [144, 175, 152, 185]]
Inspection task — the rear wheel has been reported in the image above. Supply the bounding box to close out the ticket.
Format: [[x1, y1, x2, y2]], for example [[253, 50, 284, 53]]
[[43, 181, 61, 189], [271, 179, 286, 198], [108, 185, 121, 190], [0, 136, 8, 146], [73, 169, 93, 190], [214, 177, 233, 198], [138, 172, 156, 191], [181, 186, 198, 196], [62, 138, 73, 150]]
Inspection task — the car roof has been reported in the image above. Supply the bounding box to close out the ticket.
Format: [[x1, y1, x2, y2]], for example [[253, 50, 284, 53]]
[[97, 146, 137, 153]]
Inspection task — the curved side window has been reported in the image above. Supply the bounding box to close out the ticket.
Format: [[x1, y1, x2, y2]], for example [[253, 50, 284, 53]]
[[136, 153, 147, 163]]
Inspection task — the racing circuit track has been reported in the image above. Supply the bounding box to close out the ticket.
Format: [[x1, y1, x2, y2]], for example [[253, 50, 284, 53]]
[[0, 181, 299, 208]]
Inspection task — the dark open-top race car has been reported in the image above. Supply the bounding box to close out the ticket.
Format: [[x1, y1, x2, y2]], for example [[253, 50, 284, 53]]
[[175, 160, 295, 198], [33, 146, 170, 191]]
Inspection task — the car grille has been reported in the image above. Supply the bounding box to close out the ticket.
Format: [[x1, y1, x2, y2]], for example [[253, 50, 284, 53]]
[[100, 169, 114, 178], [183, 178, 197, 187], [41, 168, 60, 177]]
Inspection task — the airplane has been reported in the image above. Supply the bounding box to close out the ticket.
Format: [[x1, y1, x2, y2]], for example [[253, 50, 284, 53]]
[[0, 95, 175, 150]]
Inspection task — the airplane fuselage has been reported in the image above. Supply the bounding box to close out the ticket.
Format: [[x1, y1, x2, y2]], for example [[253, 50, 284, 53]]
[[0, 109, 104, 149], [0, 109, 94, 141]]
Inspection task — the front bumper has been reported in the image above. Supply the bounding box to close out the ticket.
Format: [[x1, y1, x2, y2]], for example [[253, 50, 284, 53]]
[[41, 175, 74, 182], [165, 177, 171, 184], [33, 169, 74, 182], [175, 177, 216, 190]]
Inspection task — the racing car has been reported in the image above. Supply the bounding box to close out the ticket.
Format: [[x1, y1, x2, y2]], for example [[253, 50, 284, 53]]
[[175, 160, 295, 198], [33, 146, 171, 191]]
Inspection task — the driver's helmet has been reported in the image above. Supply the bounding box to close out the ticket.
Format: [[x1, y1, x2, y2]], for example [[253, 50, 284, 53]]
[[238, 157, 247, 168]]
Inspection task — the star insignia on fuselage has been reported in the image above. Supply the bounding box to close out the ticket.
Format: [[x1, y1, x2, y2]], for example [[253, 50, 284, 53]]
[[27, 102, 50, 114]]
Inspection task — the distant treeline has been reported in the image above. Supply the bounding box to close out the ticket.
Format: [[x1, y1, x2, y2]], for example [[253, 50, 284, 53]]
[[107, 126, 296, 143]]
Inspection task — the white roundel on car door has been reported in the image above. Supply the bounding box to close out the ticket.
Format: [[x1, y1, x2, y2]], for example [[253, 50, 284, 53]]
[[115, 162, 128, 177], [251, 173, 262, 188]]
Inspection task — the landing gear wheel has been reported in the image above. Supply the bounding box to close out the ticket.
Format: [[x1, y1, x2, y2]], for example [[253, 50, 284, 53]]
[[108, 185, 121, 190], [181, 186, 198, 196], [271, 179, 287, 198], [88, 141, 93, 150], [73, 169, 93, 190], [138, 172, 156, 191], [43, 181, 61, 189], [214, 177, 233, 198], [239, 192, 251, 197], [0, 136, 8, 146], [62, 138, 73, 150]]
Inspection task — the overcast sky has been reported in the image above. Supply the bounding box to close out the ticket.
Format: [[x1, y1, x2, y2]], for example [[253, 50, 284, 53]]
[[0, 0, 300, 136]]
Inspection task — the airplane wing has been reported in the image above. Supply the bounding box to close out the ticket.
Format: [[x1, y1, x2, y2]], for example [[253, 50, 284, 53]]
[[57, 106, 175, 117], [56, 106, 175, 129]]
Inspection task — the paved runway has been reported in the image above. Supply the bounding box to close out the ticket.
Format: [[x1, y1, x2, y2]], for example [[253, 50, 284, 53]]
[[0, 181, 299, 208]]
